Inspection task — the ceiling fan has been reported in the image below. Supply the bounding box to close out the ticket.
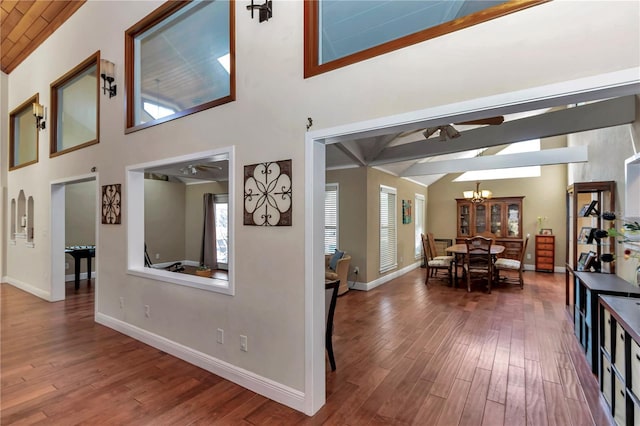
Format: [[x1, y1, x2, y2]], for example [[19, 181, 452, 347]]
[[180, 164, 223, 175], [423, 116, 504, 141]]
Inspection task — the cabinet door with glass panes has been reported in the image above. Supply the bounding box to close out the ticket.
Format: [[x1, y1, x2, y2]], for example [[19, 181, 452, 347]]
[[458, 201, 472, 237], [456, 197, 523, 239]]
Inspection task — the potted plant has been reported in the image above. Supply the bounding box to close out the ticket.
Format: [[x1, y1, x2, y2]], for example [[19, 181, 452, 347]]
[[195, 264, 211, 277]]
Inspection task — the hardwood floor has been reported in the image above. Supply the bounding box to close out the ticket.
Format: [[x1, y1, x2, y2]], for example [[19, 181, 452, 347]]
[[1, 270, 612, 425]]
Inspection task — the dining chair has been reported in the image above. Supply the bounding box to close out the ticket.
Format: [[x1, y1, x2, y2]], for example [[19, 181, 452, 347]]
[[422, 233, 453, 287], [464, 236, 493, 293], [495, 234, 530, 289], [325, 279, 339, 371]]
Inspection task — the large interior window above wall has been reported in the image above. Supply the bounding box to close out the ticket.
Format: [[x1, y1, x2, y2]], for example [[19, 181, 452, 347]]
[[304, 0, 546, 78], [9, 94, 39, 170], [125, 0, 235, 133], [50, 52, 99, 157]]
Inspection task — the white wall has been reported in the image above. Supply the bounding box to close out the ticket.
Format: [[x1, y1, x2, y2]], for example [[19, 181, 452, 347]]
[[3, 0, 639, 413]]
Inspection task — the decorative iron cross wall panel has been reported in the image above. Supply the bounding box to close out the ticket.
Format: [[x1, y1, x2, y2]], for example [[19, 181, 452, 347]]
[[102, 184, 121, 224], [244, 160, 292, 226]]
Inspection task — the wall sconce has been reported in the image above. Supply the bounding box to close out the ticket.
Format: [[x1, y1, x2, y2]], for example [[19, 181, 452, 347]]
[[100, 59, 117, 98], [32, 102, 45, 130], [246, 0, 272, 22]]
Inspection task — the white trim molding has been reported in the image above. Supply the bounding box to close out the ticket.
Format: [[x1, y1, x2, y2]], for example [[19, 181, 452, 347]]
[[95, 313, 306, 413]]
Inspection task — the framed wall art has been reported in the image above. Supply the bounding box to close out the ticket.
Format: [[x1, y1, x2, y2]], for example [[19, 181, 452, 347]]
[[102, 184, 121, 224], [244, 159, 292, 226], [402, 199, 412, 224]]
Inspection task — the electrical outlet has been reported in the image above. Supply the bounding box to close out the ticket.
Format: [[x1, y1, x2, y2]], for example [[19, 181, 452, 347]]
[[240, 335, 248, 352], [217, 328, 224, 344], [65, 262, 69, 269], [354, 266, 359, 274], [155, 253, 160, 260], [144, 305, 150, 318], [526, 253, 531, 260], [119, 297, 124, 309]]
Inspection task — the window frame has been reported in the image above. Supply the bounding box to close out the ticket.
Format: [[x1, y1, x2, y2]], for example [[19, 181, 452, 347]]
[[50, 51, 100, 157], [324, 183, 339, 255], [124, 0, 236, 133], [126, 147, 235, 295], [414, 194, 425, 260], [304, 0, 547, 78], [9, 93, 39, 170], [379, 184, 397, 273]]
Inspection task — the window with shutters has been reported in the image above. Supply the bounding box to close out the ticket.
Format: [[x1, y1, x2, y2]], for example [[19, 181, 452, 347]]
[[414, 194, 425, 259], [379, 185, 397, 273], [325, 183, 338, 255]]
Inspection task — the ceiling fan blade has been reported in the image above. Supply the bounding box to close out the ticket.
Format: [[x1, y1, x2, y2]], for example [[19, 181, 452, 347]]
[[455, 116, 504, 126], [196, 164, 222, 171]]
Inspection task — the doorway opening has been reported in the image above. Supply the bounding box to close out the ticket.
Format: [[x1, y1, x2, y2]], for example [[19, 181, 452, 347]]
[[50, 174, 98, 303]]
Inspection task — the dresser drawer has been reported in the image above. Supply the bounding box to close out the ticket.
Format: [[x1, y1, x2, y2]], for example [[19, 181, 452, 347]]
[[537, 249, 554, 257], [602, 355, 613, 407], [537, 236, 554, 244], [632, 337, 640, 394], [537, 243, 554, 251], [603, 309, 612, 355], [614, 373, 626, 426], [537, 261, 554, 270]]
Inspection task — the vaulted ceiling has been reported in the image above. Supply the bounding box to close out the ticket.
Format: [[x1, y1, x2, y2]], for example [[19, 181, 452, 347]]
[[0, 0, 86, 74]]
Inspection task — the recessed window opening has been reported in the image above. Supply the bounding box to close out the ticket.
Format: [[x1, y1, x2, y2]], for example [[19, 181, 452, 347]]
[[379, 185, 397, 273], [50, 52, 99, 156], [9, 94, 39, 170], [127, 147, 234, 295], [454, 139, 541, 182], [325, 183, 339, 255], [126, 0, 235, 132]]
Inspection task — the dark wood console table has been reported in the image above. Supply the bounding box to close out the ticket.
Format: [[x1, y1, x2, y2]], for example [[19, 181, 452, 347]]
[[65, 245, 95, 290]]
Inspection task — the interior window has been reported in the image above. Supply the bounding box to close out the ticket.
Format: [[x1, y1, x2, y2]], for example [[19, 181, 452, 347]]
[[304, 0, 545, 78], [127, 148, 234, 295], [125, 0, 235, 132], [50, 52, 99, 156], [9, 94, 39, 170]]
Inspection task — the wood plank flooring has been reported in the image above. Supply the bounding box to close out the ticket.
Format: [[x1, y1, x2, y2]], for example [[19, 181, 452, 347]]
[[1, 270, 613, 425]]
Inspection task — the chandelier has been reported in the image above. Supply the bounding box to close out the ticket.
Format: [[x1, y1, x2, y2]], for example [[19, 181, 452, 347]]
[[463, 182, 492, 203]]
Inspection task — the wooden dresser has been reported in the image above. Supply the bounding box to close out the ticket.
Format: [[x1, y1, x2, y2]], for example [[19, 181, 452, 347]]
[[535, 234, 555, 272]]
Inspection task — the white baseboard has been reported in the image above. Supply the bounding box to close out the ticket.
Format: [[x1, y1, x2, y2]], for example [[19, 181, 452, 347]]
[[65, 271, 96, 282], [5, 277, 51, 301], [95, 313, 306, 413], [351, 261, 421, 291]]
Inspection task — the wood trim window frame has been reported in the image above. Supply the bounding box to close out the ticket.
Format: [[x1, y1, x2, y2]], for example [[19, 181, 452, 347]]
[[9, 93, 39, 171], [124, 0, 236, 134], [50, 51, 100, 158], [303, 0, 548, 78]]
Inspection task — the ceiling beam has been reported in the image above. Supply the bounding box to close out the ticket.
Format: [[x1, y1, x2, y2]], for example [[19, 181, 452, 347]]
[[334, 142, 367, 166], [371, 95, 636, 166], [402, 146, 588, 176]]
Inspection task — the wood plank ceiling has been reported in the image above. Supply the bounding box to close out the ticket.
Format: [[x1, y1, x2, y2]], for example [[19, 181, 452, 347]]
[[1, 0, 86, 74]]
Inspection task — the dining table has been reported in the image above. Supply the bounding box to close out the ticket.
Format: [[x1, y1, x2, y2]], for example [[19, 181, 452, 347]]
[[445, 243, 505, 287]]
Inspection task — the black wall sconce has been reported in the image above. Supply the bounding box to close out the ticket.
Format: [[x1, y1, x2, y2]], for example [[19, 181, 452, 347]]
[[100, 59, 117, 98], [32, 102, 45, 130], [246, 0, 272, 22]]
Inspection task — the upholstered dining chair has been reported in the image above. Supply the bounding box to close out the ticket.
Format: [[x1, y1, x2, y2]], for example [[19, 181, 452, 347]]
[[495, 234, 530, 289], [422, 233, 453, 287], [325, 279, 339, 371], [464, 236, 493, 293]]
